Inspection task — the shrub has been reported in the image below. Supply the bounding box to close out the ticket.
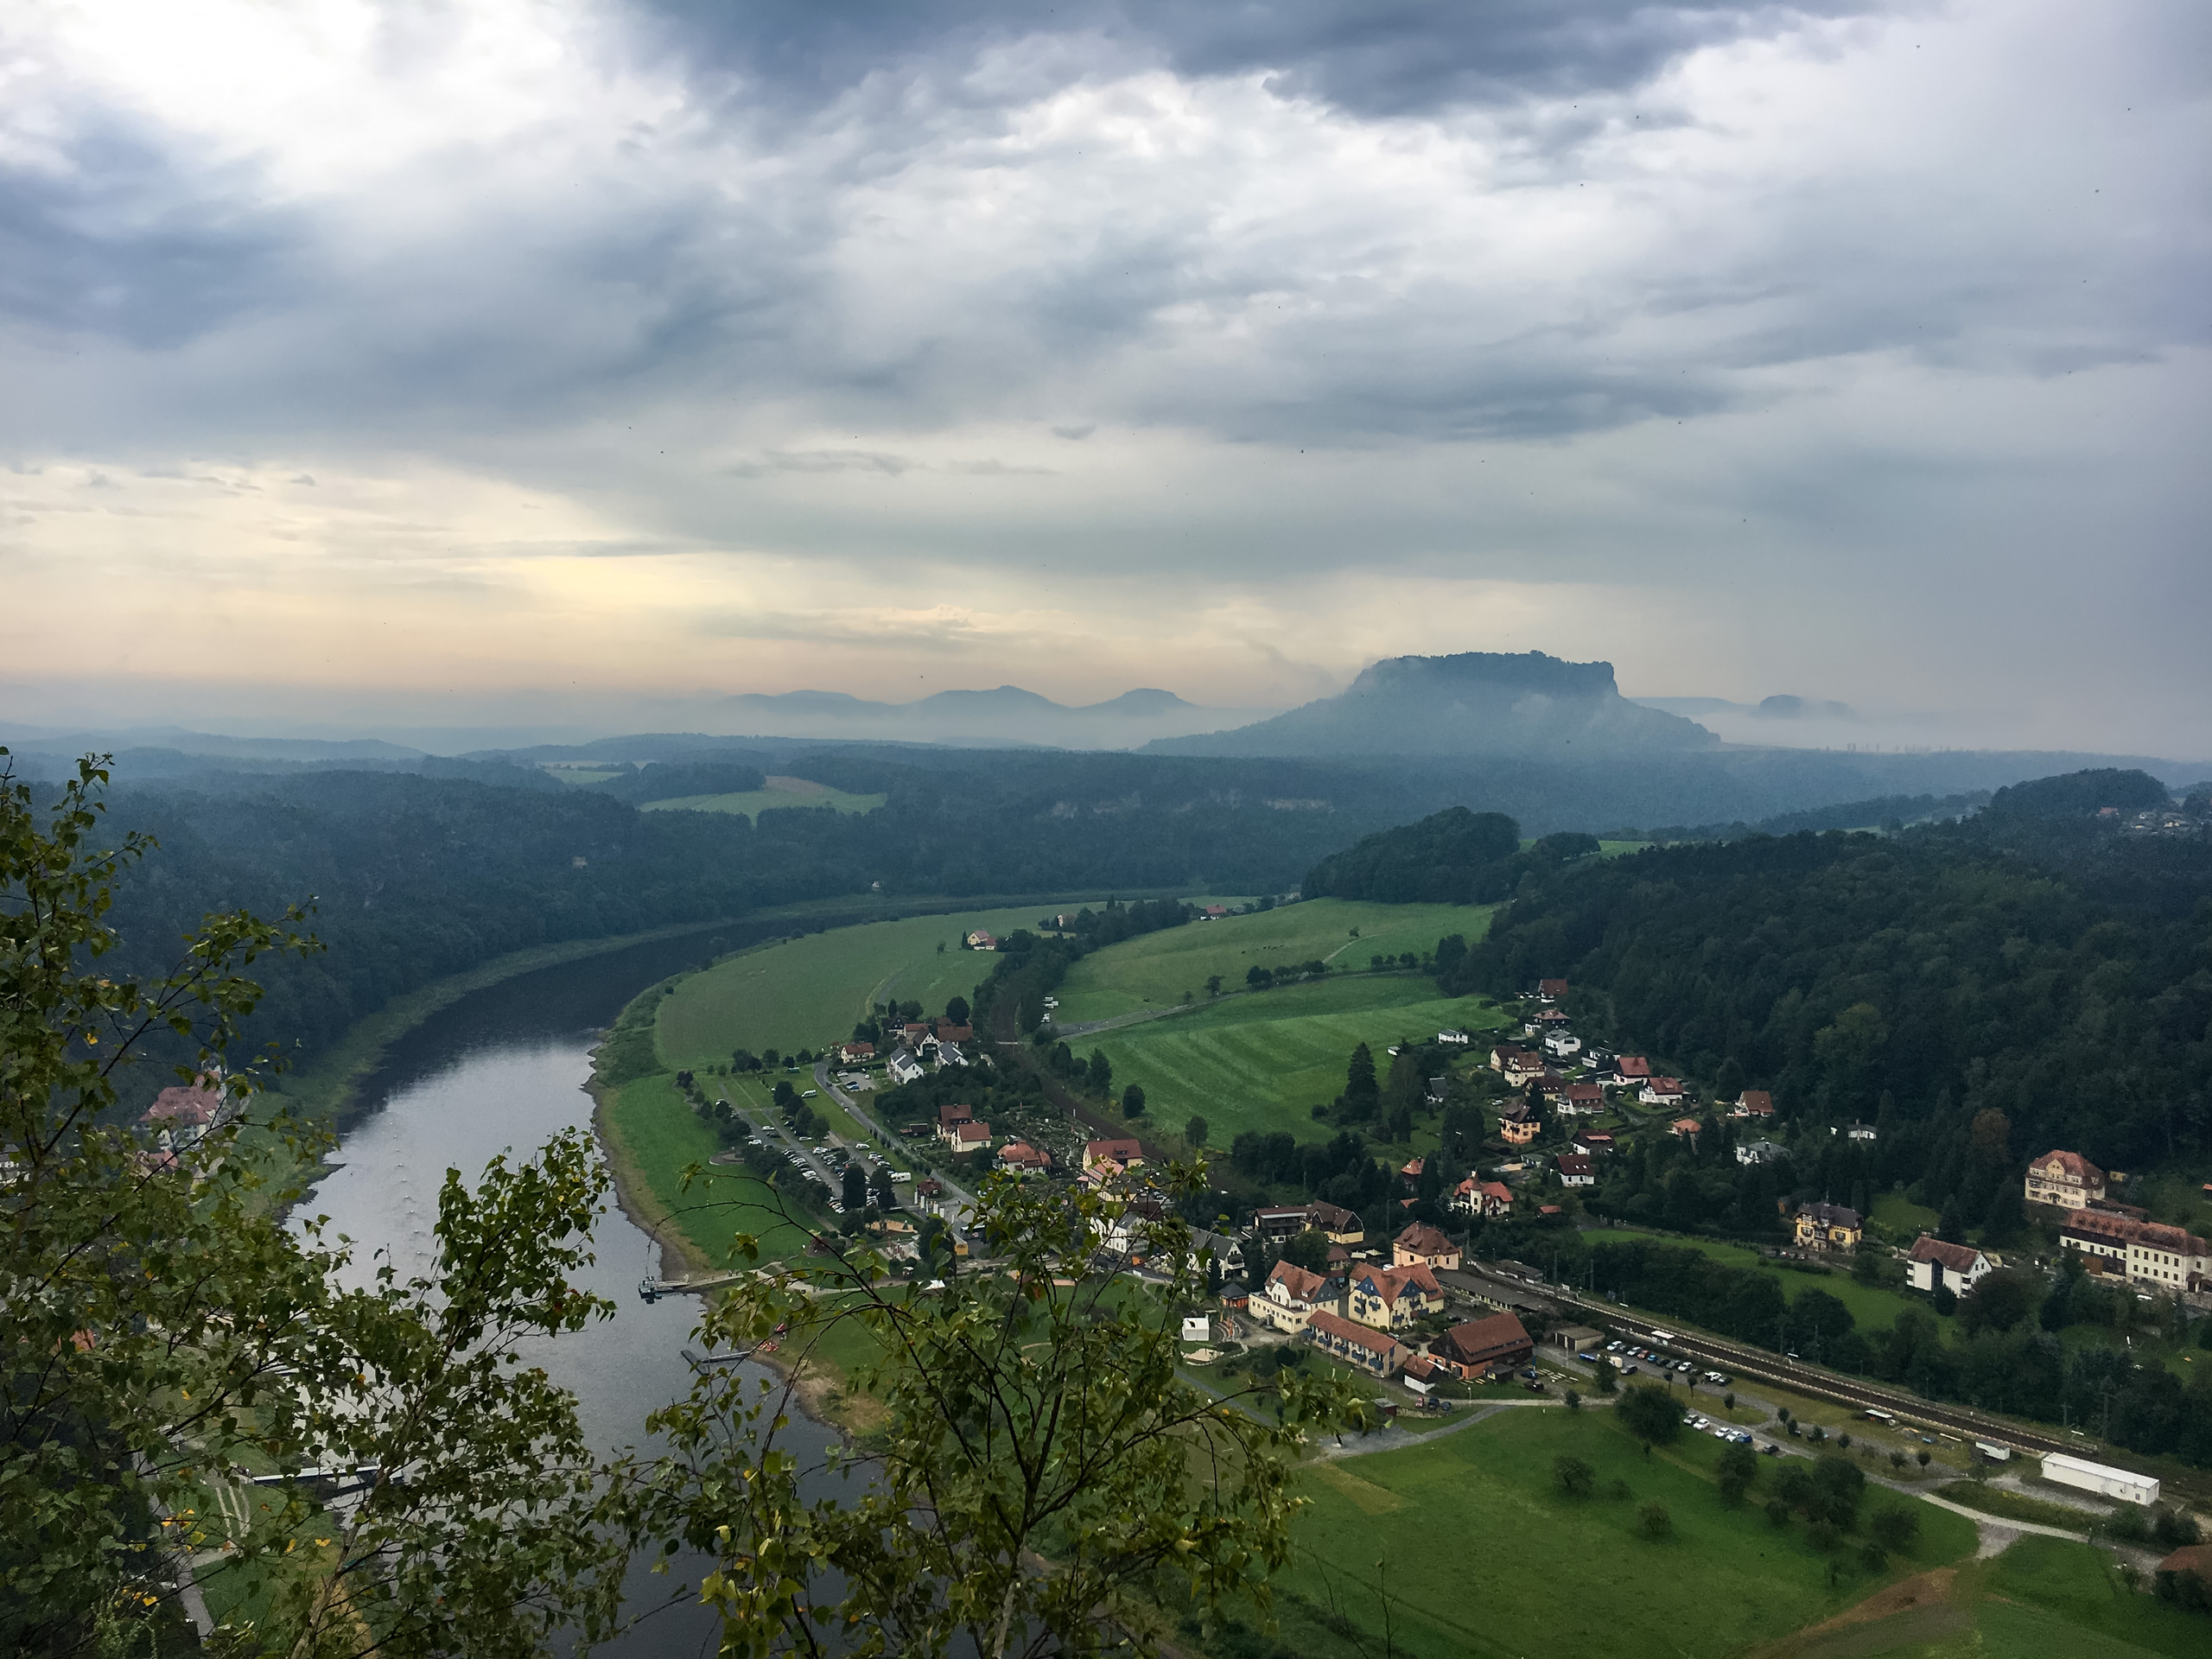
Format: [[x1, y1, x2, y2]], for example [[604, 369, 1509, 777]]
[[1638, 1502, 1672, 1539], [1859, 1541, 1887, 1573], [1554, 1454, 1596, 1498], [1765, 1498, 1791, 1529], [1808, 1520, 1840, 1552], [1607, 1478, 1633, 1502], [2104, 1504, 2152, 1544], [1565, 1389, 1583, 1410], [2152, 1506, 2203, 1549], [1717, 1444, 1760, 1506], [1617, 1383, 1682, 1451]]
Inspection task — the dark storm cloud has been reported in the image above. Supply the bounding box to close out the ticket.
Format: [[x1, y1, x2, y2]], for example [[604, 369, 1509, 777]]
[[638, 0, 1878, 118], [0, 116, 303, 350]]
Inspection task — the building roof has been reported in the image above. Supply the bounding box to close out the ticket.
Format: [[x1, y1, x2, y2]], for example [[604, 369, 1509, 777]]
[[2157, 1542, 2212, 1577], [1400, 1157, 1425, 1178], [1908, 1235, 1986, 1273], [1435, 1312, 1531, 1366], [1669, 1116, 1701, 1135], [1308, 1200, 1361, 1233], [1085, 1137, 1144, 1161], [2132, 1222, 2209, 1255], [1538, 978, 1569, 996], [2031, 1149, 2105, 1185], [1307, 1309, 1403, 1357], [1353, 1262, 1441, 1306], [1556, 1154, 1593, 1178], [997, 1141, 1050, 1167], [1564, 1084, 1605, 1103], [1738, 1090, 1774, 1115], [939, 1103, 975, 1125], [1616, 1055, 1651, 1079], [953, 1122, 991, 1144], [1267, 1260, 1331, 1304], [143, 1077, 225, 1128], [1395, 1222, 1455, 1257], [1647, 1076, 1683, 1093]]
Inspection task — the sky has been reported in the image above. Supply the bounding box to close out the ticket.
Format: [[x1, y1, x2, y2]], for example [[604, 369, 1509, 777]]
[[2, 0, 2207, 754]]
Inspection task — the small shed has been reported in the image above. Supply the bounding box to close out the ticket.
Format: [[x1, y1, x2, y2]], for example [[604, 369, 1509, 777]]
[[1551, 1325, 1604, 1354]]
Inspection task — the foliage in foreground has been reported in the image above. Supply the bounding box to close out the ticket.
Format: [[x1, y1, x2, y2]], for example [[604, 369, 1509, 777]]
[[1, 754, 632, 1655], [642, 1167, 1363, 1657]]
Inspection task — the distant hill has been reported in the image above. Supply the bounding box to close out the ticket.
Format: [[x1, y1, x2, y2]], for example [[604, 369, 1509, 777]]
[[709, 684, 1255, 747], [1148, 652, 1717, 759]]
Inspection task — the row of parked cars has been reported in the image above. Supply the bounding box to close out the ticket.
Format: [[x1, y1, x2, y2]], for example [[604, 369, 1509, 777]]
[[1600, 1339, 1731, 1389]]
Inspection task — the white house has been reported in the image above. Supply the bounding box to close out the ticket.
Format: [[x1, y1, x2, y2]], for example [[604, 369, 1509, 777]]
[[1735, 1140, 1786, 1166], [1905, 1234, 1994, 1294], [887, 1049, 925, 1085]]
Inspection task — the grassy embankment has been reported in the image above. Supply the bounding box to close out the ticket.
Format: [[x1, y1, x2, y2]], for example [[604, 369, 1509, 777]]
[[1269, 1406, 1980, 1659], [656, 903, 1052, 1065], [641, 773, 887, 821]]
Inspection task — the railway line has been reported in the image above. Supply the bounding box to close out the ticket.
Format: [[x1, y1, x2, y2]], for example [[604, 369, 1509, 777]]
[[1461, 1262, 2101, 1462]]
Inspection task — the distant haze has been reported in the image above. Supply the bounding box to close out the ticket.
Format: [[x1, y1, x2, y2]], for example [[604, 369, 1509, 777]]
[[2, 2, 2206, 757]]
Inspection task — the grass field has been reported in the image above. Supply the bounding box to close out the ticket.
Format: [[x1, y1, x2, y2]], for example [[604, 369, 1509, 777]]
[[1085, 976, 1511, 1147], [1870, 1190, 1940, 1240], [1274, 1406, 1977, 1659], [642, 773, 887, 821], [595, 1072, 816, 1268], [1047, 898, 1496, 1026], [656, 905, 1047, 1066], [1764, 1535, 2209, 1659], [1582, 1228, 1959, 1344]]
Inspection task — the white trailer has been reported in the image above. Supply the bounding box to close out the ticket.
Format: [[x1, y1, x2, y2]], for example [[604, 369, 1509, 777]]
[[2040, 1452, 2158, 1505]]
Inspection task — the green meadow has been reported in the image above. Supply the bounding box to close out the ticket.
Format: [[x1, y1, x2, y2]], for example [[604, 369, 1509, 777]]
[[1274, 1406, 1977, 1659], [1084, 975, 1510, 1147], [1765, 1535, 2211, 1659], [595, 1072, 815, 1269], [642, 773, 887, 822], [656, 905, 1046, 1065], [1049, 897, 1496, 1026], [1580, 1228, 1960, 1345]]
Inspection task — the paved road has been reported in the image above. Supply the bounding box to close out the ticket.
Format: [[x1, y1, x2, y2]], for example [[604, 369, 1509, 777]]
[[812, 1059, 978, 1228]]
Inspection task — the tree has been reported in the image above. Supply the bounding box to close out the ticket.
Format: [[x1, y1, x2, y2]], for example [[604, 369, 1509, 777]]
[[1087, 1050, 1113, 1094], [1594, 1360, 1617, 1395], [945, 995, 970, 1026], [1186, 1115, 1211, 1148], [773, 1078, 800, 1111], [843, 1164, 870, 1211], [1958, 1268, 2040, 1335], [1617, 1383, 1682, 1453], [1717, 1442, 1760, 1504], [1206, 975, 1224, 997], [0, 753, 631, 1653], [1122, 1084, 1147, 1118], [1867, 1503, 1921, 1554], [1554, 1454, 1596, 1497], [644, 1162, 1361, 1656], [1344, 1042, 1379, 1120], [871, 1164, 900, 1211], [1637, 1502, 1672, 1539], [1279, 1230, 1332, 1272], [1245, 965, 1272, 989]]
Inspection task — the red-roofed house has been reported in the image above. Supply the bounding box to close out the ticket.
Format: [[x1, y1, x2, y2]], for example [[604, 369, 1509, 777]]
[[1083, 1137, 1145, 1175], [1729, 1090, 1775, 1119], [1452, 1177, 1514, 1219], [1429, 1312, 1532, 1379], [2024, 1150, 2106, 1211], [1906, 1235, 1993, 1294], [838, 1040, 876, 1064], [1641, 1077, 1685, 1107], [1667, 1116, 1702, 1138], [950, 1122, 992, 1152], [996, 1141, 1051, 1177], [1537, 978, 1568, 1002], [1557, 1083, 1605, 1117], [141, 1076, 232, 1150], [1306, 1309, 1408, 1377], [1572, 1130, 1615, 1156], [1399, 1156, 1425, 1191], [1393, 1222, 1460, 1272], [1556, 1154, 1594, 1188], [1347, 1262, 1445, 1331], [1498, 1102, 1540, 1147], [1253, 1259, 1341, 1335], [1615, 1056, 1652, 1085]]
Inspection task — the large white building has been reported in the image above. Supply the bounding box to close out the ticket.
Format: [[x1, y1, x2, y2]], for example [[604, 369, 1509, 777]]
[[2024, 1149, 2105, 1210]]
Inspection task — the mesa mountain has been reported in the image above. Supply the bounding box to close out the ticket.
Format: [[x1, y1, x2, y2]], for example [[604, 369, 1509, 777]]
[[1147, 652, 1716, 759]]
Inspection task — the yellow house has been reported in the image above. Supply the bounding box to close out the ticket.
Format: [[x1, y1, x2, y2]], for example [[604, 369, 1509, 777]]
[[1794, 1202, 1863, 1252]]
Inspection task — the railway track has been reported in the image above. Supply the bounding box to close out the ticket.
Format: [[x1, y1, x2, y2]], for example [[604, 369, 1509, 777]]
[[1461, 1262, 2097, 1460]]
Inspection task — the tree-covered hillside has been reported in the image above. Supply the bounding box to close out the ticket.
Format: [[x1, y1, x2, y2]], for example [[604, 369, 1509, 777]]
[[1448, 778, 2212, 1184]]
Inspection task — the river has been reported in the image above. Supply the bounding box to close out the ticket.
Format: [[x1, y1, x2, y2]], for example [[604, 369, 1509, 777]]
[[304, 926, 839, 1655]]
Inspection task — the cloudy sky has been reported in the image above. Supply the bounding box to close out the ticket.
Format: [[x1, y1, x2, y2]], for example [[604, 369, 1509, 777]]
[[3, 0, 2207, 753]]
